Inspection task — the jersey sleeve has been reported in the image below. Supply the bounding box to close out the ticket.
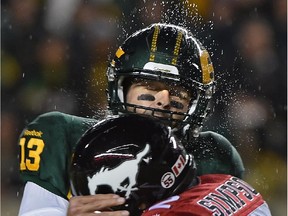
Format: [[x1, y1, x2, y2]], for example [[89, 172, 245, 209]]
[[212, 131, 245, 178], [18, 111, 96, 199], [18, 181, 69, 216], [192, 131, 245, 178]]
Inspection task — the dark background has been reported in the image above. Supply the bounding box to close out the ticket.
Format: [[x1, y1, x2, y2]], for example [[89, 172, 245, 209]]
[[1, 0, 287, 215]]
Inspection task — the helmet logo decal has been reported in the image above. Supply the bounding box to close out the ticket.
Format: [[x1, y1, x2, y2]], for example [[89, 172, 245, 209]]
[[149, 25, 160, 62], [200, 50, 214, 84], [87, 144, 151, 198], [115, 47, 125, 59], [144, 62, 179, 75], [172, 155, 187, 177], [171, 31, 183, 65], [161, 154, 187, 189]]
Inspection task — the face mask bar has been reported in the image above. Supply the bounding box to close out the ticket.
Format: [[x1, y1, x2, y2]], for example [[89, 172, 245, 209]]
[[113, 102, 189, 127]]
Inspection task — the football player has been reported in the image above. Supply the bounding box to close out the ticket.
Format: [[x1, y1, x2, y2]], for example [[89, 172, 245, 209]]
[[18, 23, 244, 215], [70, 114, 271, 216]]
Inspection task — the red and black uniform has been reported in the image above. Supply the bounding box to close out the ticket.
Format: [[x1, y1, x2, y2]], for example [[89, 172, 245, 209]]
[[143, 174, 271, 216]]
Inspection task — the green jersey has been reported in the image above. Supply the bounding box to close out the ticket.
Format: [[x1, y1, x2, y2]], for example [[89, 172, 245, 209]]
[[18, 111, 244, 200]]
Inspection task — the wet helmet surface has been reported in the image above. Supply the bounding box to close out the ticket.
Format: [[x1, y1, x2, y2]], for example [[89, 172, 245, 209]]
[[70, 114, 196, 215], [107, 23, 215, 136]]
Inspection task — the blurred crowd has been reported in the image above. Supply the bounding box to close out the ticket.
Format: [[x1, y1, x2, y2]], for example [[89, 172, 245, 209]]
[[1, 0, 286, 215]]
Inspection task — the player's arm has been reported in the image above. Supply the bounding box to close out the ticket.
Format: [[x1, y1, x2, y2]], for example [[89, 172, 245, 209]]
[[18, 112, 86, 215], [18, 112, 73, 215], [198, 131, 245, 178], [19, 182, 130, 216], [18, 112, 78, 198], [248, 202, 272, 216], [18, 112, 130, 215], [18, 182, 69, 216], [213, 132, 245, 178]]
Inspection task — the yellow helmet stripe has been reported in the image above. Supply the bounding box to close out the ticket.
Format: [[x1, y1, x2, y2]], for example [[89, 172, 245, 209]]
[[200, 49, 214, 84], [171, 31, 183, 65], [115, 47, 125, 59], [149, 25, 160, 61]]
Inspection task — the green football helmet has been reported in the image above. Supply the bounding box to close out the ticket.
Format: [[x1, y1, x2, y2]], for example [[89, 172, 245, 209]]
[[107, 23, 215, 137]]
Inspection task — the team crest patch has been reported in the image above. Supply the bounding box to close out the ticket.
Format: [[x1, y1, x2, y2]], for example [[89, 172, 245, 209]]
[[161, 154, 187, 189], [143, 62, 179, 75]]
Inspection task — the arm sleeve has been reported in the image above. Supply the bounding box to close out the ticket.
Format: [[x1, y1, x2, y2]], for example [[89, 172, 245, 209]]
[[213, 132, 245, 178], [193, 131, 245, 178], [248, 202, 272, 216], [18, 111, 95, 199], [18, 181, 69, 216], [215, 134, 245, 179]]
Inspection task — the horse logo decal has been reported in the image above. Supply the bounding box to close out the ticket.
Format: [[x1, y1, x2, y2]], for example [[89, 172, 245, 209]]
[[87, 144, 150, 198]]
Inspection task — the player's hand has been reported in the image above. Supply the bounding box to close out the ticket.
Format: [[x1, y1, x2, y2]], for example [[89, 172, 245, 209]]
[[67, 194, 130, 216]]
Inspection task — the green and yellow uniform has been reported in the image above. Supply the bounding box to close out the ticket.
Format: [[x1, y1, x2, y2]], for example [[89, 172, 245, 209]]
[[18, 111, 244, 200]]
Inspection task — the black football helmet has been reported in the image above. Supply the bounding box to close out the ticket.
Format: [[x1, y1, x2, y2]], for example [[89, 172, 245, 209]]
[[107, 23, 215, 137], [70, 114, 196, 215]]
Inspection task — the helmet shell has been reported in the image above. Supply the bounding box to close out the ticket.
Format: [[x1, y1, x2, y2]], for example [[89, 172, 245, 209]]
[[107, 23, 215, 134], [111, 23, 214, 87], [70, 114, 196, 215]]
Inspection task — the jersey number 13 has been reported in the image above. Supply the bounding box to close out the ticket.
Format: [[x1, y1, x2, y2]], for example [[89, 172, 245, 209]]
[[19, 138, 44, 171]]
